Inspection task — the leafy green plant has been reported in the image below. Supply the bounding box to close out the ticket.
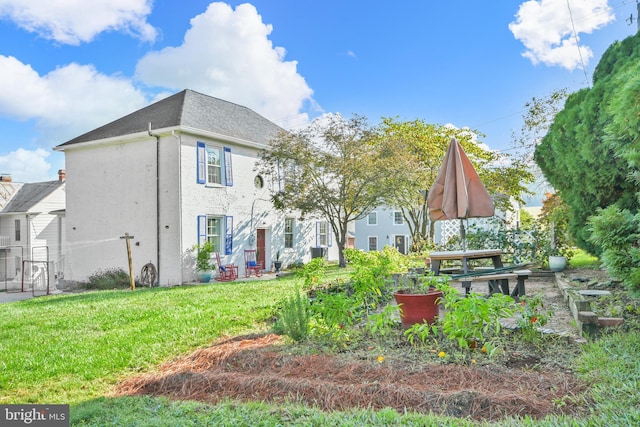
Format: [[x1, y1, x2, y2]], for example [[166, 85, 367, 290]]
[[344, 246, 405, 312], [194, 241, 215, 271], [366, 304, 399, 338], [274, 289, 311, 342], [310, 289, 358, 331], [398, 271, 448, 294], [516, 294, 554, 342], [441, 287, 515, 349], [298, 257, 327, 289], [405, 282, 516, 350]]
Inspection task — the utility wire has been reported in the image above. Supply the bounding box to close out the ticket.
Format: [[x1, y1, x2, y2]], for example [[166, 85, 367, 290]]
[[566, 0, 590, 86]]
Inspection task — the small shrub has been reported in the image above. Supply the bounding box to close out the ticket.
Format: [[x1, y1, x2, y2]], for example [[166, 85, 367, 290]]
[[588, 205, 640, 291], [274, 290, 311, 342], [85, 268, 133, 290], [516, 294, 554, 342]]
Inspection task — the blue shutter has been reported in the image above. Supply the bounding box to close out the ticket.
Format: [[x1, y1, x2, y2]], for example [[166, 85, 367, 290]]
[[225, 216, 233, 255], [197, 215, 207, 246], [224, 147, 233, 186], [197, 142, 206, 184]]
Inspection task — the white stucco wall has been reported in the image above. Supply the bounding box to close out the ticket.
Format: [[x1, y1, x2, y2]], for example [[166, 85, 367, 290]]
[[63, 137, 164, 286], [61, 129, 339, 286]]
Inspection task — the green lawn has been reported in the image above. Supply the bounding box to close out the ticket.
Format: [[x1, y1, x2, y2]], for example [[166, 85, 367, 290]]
[[0, 278, 297, 404], [2, 266, 639, 426]]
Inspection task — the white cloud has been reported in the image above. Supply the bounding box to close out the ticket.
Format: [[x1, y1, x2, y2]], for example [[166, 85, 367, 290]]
[[0, 55, 149, 140], [135, 2, 315, 129], [0, 0, 156, 45], [0, 148, 52, 182], [509, 0, 615, 70]]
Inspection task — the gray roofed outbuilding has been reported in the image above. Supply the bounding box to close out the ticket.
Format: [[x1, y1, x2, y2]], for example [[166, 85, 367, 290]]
[[56, 89, 286, 147], [1, 181, 63, 213]]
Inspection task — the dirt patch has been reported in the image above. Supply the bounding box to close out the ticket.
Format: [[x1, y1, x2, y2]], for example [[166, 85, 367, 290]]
[[117, 331, 590, 422]]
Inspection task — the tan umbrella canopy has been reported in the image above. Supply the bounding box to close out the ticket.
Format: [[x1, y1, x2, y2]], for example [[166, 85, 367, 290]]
[[428, 137, 494, 249]]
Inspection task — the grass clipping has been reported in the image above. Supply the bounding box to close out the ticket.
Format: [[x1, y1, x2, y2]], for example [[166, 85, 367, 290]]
[[116, 334, 588, 422]]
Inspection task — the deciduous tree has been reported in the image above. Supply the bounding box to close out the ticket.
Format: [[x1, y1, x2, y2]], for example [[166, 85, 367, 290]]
[[379, 118, 532, 251], [256, 114, 392, 267]]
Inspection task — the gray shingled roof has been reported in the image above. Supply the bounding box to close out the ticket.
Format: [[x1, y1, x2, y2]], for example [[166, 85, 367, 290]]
[[57, 89, 285, 147], [2, 181, 62, 213]]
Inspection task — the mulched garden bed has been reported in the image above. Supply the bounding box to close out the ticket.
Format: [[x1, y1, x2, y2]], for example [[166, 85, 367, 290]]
[[117, 333, 591, 422]]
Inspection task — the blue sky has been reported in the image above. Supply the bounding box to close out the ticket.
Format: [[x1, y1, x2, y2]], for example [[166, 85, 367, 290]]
[[0, 0, 637, 185]]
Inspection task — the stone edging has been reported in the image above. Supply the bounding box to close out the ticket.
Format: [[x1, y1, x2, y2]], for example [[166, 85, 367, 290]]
[[554, 272, 624, 337]]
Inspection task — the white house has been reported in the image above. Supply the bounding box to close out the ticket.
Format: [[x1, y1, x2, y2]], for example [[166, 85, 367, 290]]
[[355, 207, 412, 254], [54, 89, 336, 287], [355, 202, 520, 254], [0, 173, 66, 292]]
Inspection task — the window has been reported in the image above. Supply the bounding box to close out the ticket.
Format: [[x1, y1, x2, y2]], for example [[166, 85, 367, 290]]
[[198, 215, 233, 255], [316, 221, 332, 247], [394, 211, 404, 225], [285, 218, 294, 248], [14, 219, 20, 241], [206, 147, 221, 184], [367, 212, 377, 225], [368, 236, 378, 251], [206, 217, 223, 253], [197, 142, 232, 186]]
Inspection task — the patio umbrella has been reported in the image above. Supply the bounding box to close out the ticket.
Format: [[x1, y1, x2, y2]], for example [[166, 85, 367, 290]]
[[427, 137, 494, 251]]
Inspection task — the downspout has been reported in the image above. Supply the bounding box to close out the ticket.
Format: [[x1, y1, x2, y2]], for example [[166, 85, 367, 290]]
[[172, 130, 183, 284], [149, 123, 161, 286]]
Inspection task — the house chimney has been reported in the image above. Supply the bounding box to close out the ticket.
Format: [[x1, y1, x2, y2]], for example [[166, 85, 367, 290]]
[[0, 174, 11, 182], [58, 169, 66, 182]]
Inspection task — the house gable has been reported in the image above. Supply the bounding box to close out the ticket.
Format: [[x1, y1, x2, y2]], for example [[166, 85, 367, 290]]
[[55, 89, 285, 149], [1, 181, 63, 213]]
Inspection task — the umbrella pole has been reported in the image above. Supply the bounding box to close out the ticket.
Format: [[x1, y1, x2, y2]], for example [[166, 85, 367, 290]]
[[460, 220, 468, 273]]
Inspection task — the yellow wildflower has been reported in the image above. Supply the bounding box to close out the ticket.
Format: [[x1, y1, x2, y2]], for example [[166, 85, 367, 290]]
[[377, 355, 385, 363], [438, 351, 446, 358]]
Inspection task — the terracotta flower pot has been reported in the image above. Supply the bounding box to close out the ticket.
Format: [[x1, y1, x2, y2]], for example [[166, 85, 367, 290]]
[[393, 289, 443, 329]]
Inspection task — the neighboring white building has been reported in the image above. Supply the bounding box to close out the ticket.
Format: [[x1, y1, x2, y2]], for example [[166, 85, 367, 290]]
[[355, 207, 412, 254], [0, 173, 66, 292], [54, 89, 336, 287], [355, 201, 520, 253]]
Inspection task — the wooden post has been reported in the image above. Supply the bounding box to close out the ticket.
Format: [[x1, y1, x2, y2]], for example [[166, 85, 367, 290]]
[[120, 233, 135, 291]]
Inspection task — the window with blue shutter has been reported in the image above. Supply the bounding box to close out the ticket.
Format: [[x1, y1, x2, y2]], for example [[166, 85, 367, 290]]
[[197, 142, 231, 186]]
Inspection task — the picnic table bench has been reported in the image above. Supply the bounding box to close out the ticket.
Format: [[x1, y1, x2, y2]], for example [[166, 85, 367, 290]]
[[450, 265, 531, 300]]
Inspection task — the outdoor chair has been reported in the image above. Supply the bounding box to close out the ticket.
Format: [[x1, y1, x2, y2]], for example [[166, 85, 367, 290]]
[[215, 252, 238, 282], [244, 249, 264, 277]]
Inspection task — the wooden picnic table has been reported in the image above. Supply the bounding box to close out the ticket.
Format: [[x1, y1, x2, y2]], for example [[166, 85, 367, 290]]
[[428, 249, 504, 275]]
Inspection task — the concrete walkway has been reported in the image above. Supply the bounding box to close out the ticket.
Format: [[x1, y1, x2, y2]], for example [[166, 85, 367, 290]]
[[0, 291, 40, 303], [0, 272, 283, 304]]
